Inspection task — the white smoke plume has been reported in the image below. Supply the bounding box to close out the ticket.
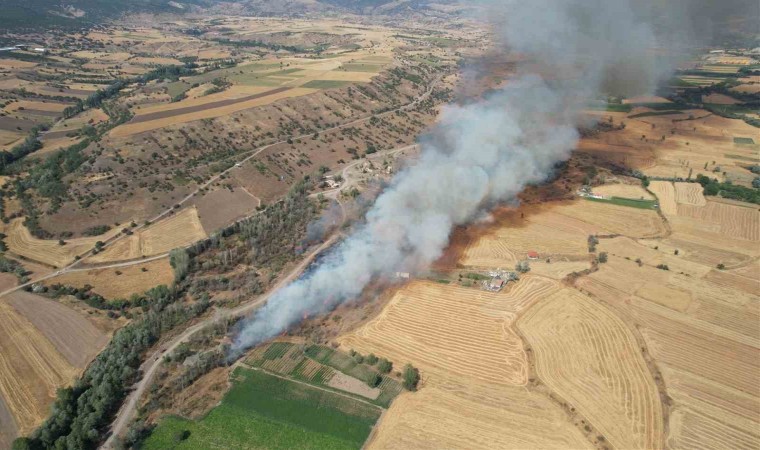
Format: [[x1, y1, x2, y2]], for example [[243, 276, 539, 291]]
[[229, 0, 744, 355]]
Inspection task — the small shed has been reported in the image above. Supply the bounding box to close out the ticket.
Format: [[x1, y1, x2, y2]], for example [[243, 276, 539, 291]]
[[527, 251, 540, 260]]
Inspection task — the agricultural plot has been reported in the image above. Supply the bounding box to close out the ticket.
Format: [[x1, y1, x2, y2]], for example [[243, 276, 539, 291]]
[[44, 257, 174, 299], [0, 300, 78, 436], [462, 206, 591, 268], [143, 368, 381, 450], [518, 288, 664, 450], [592, 183, 654, 200], [245, 341, 401, 406], [5, 291, 109, 367], [648, 180, 759, 267], [4, 218, 121, 268], [338, 279, 592, 449], [110, 87, 318, 137], [87, 207, 207, 263], [571, 174, 760, 450]]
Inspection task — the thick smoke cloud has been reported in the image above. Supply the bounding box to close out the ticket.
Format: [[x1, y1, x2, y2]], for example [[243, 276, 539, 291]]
[[229, 0, 743, 355]]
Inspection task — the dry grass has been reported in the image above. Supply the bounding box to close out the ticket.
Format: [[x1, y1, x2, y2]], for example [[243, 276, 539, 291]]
[[88, 207, 207, 263], [5, 218, 121, 267], [518, 288, 664, 450], [45, 257, 174, 299]]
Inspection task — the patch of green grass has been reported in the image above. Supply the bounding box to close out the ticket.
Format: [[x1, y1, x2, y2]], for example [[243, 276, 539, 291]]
[[340, 63, 382, 73], [143, 368, 380, 450], [303, 80, 352, 89], [584, 196, 658, 209], [734, 137, 756, 145], [165, 81, 191, 98]]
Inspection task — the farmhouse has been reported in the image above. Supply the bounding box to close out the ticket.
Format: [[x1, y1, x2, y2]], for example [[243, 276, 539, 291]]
[[487, 276, 505, 291], [527, 251, 539, 260]]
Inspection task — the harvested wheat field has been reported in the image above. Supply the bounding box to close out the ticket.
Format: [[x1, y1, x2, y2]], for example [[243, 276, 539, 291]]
[[462, 206, 593, 268], [550, 200, 667, 238], [575, 221, 760, 450], [45, 257, 174, 299], [341, 280, 536, 385], [649, 181, 677, 215], [339, 278, 594, 449], [518, 288, 664, 450], [5, 219, 121, 267], [0, 300, 78, 436], [5, 291, 109, 368], [674, 182, 707, 206], [88, 207, 207, 263]]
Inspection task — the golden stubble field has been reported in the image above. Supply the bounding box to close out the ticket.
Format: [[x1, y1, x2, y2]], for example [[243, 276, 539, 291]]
[[87, 207, 207, 263], [44, 257, 174, 299], [0, 291, 112, 443], [340, 179, 759, 449]]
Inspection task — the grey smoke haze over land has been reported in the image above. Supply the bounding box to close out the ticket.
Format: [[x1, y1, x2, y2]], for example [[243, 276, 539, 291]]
[[230, 0, 749, 354]]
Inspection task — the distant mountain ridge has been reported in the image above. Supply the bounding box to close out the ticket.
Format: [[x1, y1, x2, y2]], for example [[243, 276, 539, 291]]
[[0, 0, 463, 31]]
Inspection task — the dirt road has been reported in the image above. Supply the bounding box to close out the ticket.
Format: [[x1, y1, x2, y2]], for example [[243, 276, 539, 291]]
[[0, 76, 441, 299], [101, 232, 341, 448]]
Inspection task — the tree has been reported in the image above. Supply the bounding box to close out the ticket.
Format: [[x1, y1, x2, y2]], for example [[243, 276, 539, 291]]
[[378, 359, 392, 374], [515, 261, 530, 273], [597, 252, 608, 263], [368, 373, 382, 388], [588, 235, 599, 252], [170, 248, 190, 283], [717, 263, 725, 270], [403, 364, 420, 391], [366, 353, 378, 365]]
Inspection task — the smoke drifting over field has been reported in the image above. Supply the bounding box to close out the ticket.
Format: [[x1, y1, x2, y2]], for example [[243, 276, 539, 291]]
[[229, 0, 732, 354]]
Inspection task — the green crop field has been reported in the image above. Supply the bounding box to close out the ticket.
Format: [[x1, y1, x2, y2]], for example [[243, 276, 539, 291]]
[[584, 196, 658, 210], [303, 80, 352, 89], [143, 368, 381, 450], [340, 63, 383, 73]]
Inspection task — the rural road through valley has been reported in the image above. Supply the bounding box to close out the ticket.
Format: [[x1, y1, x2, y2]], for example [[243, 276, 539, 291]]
[[101, 232, 341, 449], [0, 75, 442, 299], [102, 139, 419, 447]]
